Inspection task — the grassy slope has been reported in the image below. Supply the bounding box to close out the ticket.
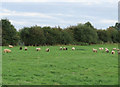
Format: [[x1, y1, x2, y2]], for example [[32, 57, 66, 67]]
[[2, 44, 118, 85]]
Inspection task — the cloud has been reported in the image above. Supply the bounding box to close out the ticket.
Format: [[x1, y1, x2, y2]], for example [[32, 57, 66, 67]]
[[1, 0, 118, 8], [10, 20, 30, 25], [0, 8, 54, 19], [1, 0, 117, 2], [100, 19, 117, 24], [0, 1, 117, 30]]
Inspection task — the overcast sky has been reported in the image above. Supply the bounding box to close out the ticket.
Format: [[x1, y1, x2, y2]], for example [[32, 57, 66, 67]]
[[0, 0, 119, 30]]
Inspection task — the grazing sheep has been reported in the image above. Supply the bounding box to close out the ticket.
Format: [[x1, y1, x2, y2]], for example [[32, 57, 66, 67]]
[[113, 48, 117, 50], [101, 47, 104, 50], [93, 48, 97, 53], [105, 48, 108, 50], [117, 49, 120, 51], [19, 47, 22, 50], [99, 47, 104, 50], [72, 47, 75, 50], [46, 48, 50, 52], [63, 47, 68, 50], [36, 48, 41, 51], [118, 51, 120, 55], [9, 45, 13, 48], [111, 50, 115, 54], [60, 47, 62, 50], [63, 47, 66, 50], [24, 47, 28, 51], [4, 49, 11, 53], [99, 48, 102, 50], [105, 49, 109, 53]]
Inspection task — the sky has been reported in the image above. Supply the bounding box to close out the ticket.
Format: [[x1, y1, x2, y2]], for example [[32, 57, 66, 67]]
[[0, 0, 119, 30]]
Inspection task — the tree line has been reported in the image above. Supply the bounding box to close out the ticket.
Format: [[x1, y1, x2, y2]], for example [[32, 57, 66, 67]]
[[1, 19, 120, 46]]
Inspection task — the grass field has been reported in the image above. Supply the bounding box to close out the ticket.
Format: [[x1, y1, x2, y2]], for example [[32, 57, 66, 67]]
[[2, 44, 118, 85]]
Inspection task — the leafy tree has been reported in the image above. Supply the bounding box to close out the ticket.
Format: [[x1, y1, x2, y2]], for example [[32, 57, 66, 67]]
[[2, 19, 19, 46], [84, 22, 94, 28], [71, 23, 98, 44], [107, 27, 118, 43], [97, 30, 109, 43], [20, 26, 46, 46]]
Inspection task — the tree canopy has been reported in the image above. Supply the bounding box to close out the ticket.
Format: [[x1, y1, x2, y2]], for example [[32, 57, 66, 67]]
[[1, 19, 120, 46]]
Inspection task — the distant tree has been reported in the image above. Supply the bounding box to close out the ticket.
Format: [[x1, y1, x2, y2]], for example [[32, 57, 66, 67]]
[[1, 19, 19, 46], [97, 30, 109, 43], [20, 26, 46, 46], [84, 22, 94, 28], [107, 27, 119, 43], [2, 19, 119, 46], [72, 23, 98, 44]]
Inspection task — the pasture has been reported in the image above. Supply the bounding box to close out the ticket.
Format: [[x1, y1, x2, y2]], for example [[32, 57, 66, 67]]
[[2, 44, 118, 85]]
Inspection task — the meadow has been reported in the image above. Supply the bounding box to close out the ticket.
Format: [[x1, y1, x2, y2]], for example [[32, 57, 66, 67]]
[[2, 44, 118, 85]]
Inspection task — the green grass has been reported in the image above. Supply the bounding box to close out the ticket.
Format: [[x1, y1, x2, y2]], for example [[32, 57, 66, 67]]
[[2, 44, 118, 85]]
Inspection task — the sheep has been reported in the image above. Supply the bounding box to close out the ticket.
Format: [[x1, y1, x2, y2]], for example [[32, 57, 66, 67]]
[[105, 48, 108, 50], [24, 47, 28, 51], [118, 51, 120, 55], [72, 47, 75, 50], [46, 48, 50, 52], [105, 49, 109, 53], [117, 49, 120, 51], [93, 48, 97, 53], [60, 47, 62, 50], [4, 49, 11, 53], [111, 50, 115, 54], [101, 47, 104, 50], [63, 47, 66, 50], [19, 47, 22, 50], [113, 48, 117, 50], [99, 47, 104, 50], [99, 48, 102, 50], [63, 47, 68, 50], [36, 48, 41, 51], [9, 45, 13, 48]]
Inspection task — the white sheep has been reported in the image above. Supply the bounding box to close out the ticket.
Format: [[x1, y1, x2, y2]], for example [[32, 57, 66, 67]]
[[101, 47, 104, 50], [60, 47, 62, 50], [113, 48, 117, 50], [4, 49, 11, 53], [63, 47, 66, 50], [46, 48, 50, 52], [72, 47, 75, 50], [111, 50, 115, 54], [105, 48, 108, 50], [36, 48, 41, 51], [118, 51, 120, 55], [9, 45, 13, 48], [105, 49, 109, 53], [99, 47, 104, 50], [24, 47, 28, 51], [117, 49, 120, 51], [99, 48, 102, 50], [93, 48, 97, 53]]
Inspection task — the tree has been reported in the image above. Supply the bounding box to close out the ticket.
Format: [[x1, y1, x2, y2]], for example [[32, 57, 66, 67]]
[[20, 26, 46, 46], [107, 27, 119, 43], [71, 23, 98, 44], [97, 30, 109, 43], [84, 22, 94, 28], [2, 19, 19, 46]]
